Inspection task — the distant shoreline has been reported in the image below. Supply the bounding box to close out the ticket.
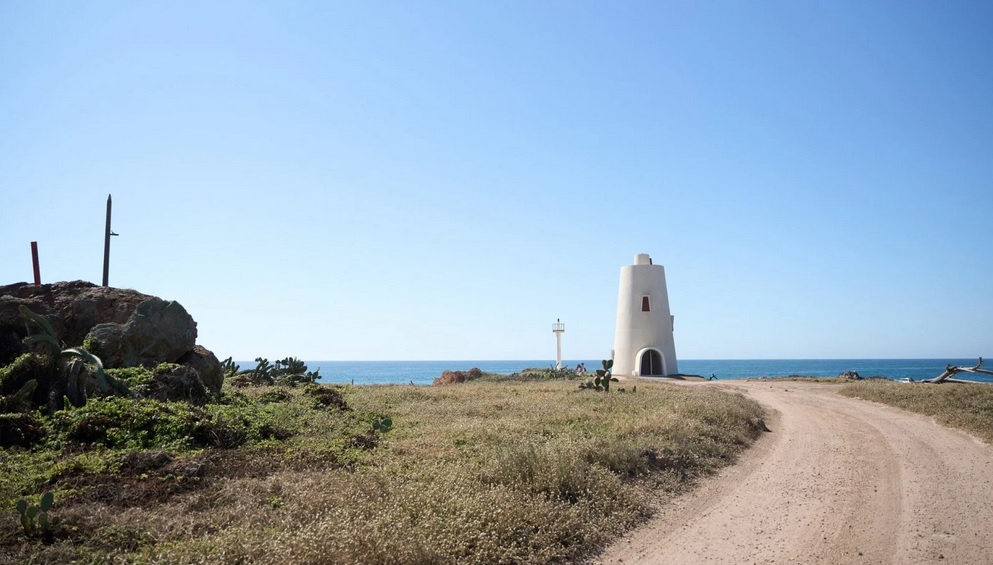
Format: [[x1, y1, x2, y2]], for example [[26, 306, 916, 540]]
[[232, 358, 991, 386]]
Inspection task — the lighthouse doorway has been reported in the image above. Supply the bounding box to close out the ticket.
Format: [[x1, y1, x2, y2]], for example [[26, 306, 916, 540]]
[[638, 349, 665, 376]]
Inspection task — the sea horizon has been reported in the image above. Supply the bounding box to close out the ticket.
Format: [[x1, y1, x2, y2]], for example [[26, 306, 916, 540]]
[[233, 358, 991, 386]]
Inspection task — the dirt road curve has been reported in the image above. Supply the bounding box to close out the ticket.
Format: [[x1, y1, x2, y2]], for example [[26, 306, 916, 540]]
[[595, 381, 993, 564]]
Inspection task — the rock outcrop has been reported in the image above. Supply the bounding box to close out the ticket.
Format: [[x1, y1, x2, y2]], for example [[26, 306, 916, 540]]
[[0, 281, 222, 395], [432, 368, 483, 385], [85, 299, 196, 369], [0, 281, 154, 364], [178, 346, 223, 395], [150, 365, 209, 403]]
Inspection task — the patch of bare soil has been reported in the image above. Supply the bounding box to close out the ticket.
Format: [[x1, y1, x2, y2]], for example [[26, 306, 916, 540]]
[[594, 381, 993, 564]]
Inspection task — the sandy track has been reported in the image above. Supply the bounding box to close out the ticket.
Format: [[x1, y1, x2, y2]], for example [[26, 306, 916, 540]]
[[595, 381, 993, 564]]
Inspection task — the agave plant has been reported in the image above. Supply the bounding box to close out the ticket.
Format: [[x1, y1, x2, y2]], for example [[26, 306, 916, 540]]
[[19, 305, 131, 407], [19, 305, 62, 361]]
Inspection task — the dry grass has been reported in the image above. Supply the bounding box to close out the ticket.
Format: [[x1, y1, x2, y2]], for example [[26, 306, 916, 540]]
[[840, 381, 993, 444], [745, 376, 851, 383], [1, 380, 763, 564]]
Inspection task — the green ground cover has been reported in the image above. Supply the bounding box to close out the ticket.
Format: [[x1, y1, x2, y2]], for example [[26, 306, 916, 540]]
[[0, 378, 764, 564]]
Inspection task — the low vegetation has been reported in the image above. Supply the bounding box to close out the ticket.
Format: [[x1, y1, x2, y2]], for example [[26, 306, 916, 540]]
[[746, 375, 853, 383], [228, 356, 322, 387], [1, 377, 765, 563], [841, 381, 993, 444]]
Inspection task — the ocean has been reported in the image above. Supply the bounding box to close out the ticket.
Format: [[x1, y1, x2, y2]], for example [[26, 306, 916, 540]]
[[234, 358, 992, 386]]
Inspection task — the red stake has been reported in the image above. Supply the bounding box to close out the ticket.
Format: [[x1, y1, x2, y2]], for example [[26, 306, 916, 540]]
[[31, 241, 41, 285]]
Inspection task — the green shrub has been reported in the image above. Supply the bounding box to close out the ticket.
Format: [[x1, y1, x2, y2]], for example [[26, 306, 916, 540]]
[[257, 389, 293, 404], [203, 403, 291, 446], [509, 367, 580, 380], [106, 367, 155, 397], [49, 397, 198, 450], [0, 354, 52, 401], [154, 363, 181, 374], [0, 379, 39, 413], [0, 412, 47, 448], [304, 385, 350, 411], [47, 396, 290, 450]]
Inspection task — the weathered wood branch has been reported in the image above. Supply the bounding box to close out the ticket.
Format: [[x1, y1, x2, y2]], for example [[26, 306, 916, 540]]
[[926, 357, 993, 384]]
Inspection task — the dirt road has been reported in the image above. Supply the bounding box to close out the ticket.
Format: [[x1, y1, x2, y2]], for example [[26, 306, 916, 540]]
[[595, 381, 993, 564]]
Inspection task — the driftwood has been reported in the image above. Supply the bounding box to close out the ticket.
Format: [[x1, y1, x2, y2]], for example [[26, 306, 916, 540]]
[[926, 357, 993, 384]]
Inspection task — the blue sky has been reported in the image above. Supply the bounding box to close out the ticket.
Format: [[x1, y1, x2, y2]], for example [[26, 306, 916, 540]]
[[2, 1, 990, 361]]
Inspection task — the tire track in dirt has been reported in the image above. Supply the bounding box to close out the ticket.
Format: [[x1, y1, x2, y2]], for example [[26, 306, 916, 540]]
[[594, 381, 993, 564]]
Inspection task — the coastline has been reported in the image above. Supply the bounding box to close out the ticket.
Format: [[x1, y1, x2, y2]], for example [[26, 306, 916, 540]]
[[233, 358, 993, 385]]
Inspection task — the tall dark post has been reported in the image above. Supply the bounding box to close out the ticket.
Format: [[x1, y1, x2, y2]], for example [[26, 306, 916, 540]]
[[102, 194, 112, 286], [31, 241, 41, 285]]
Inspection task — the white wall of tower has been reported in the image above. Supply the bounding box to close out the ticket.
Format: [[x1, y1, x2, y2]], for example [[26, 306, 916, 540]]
[[612, 253, 679, 377]]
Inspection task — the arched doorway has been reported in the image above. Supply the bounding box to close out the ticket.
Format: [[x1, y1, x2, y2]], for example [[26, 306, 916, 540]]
[[638, 349, 665, 376]]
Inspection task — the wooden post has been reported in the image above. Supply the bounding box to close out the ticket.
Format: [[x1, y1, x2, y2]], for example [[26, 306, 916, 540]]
[[30, 241, 41, 285], [102, 194, 112, 286]]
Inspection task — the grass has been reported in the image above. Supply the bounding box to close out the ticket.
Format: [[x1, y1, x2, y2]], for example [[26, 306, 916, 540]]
[[745, 375, 854, 383], [840, 380, 993, 444], [1, 379, 764, 564]]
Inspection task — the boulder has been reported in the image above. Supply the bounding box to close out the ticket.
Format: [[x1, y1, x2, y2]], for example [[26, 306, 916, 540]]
[[0, 327, 22, 369], [178, 345, 223, 395], [750, 417, 772, 432], [432, 368, 483, 385], [0, 281, 154, 365], [83, 298, 196, 369], [85, 323, 128, 367], [150, 365, 209, 403], [0, 281, 227, 398]]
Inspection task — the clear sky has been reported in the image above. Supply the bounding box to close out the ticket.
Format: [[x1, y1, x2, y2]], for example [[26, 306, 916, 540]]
[[2, 1, 991, 361]]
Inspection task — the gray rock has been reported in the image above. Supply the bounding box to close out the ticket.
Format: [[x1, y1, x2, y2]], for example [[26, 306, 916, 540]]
[[750, 417, 772, 432], [83, 298, 197, 369], [179, 345, 223, 395], [1, 280, 224, 407], [124, 299, 197, 367], [0, 281, 153, 365], [151, 365, 208, 403], [85, 323, 127, 368]]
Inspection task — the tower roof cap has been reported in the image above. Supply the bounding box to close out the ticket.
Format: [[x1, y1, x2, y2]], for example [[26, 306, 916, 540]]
[[634, 253, 652, 265]]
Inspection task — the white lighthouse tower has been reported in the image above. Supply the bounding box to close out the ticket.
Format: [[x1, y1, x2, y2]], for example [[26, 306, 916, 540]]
[[612, 253, 679, 378], [552, 318, 565, 369]]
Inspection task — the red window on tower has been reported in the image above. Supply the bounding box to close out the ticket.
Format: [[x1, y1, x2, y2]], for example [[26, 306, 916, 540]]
[[641, 296, 650, 312]]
